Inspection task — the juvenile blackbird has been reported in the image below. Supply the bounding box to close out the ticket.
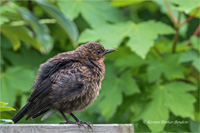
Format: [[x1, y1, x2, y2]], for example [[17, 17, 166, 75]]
[[12, 42, 116, 129]]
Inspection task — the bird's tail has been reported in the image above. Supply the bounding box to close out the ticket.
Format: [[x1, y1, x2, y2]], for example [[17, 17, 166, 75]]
[[12, 102, 32, 123]]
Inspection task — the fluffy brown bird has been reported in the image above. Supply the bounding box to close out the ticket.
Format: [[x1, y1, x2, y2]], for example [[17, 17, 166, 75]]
[[12, 42, 116, 129]]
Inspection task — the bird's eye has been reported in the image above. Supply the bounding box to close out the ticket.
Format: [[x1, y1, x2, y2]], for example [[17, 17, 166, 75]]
[[97, 50, 101, 54]]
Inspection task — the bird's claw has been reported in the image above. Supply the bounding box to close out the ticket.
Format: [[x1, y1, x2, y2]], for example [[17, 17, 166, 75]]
[[60, 121, 93, 131], [76, 121, 93, 131]]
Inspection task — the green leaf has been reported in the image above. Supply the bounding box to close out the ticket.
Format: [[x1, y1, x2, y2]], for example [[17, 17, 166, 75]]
[[0, 102, 15, 112], [130, 95, 150, 123], [111, 0, 145, 7], [179, 50, 200, 72], [134, 120, 151, 133], [164, 114, 190, 132], [119, 71, 140, 96], [154, 1, 189, 36], [0, 16, 9, 25], [1, 66, 35, 107], [0, 2, 16, 24], [142, 85, 169, 132], [79, 20, 175, 58], [0, 119, 14, 124], [128, 20, 175, 58], [141, 82, 196, 132], [0, 107, 16, 112], [0, 102, 8, 107], [189, 119, 200, 132], [79, 22, 129, 48], [114, 54, 145, 68], [2, 46, 55, 67], [1, 2, 53, 53], [57, 1, 125, 28], [17, 7, 53, 54], [188, 7, 200, 18], [1, 75, 17, 107], [164, 82, 196, 119], [98, 78, 123, 120], [4, 66, 35, 92], [147, 59, 163, 82], [97, 63, 140, 120], [191, 36, 200, 53], [169, 0, 200, 14], [35, 0, 78, 45], [175, 40, 192, 52], [1, 25, 41, 51], [97, 64, 122, 120], [147, 54, 184, 82]]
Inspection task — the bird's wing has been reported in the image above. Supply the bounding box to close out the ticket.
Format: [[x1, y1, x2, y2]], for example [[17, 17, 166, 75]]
[[25, 55, 77, 119], [29, 55, 76, 102], [26, 97, 51, 120], [51, 70, 84, 99]]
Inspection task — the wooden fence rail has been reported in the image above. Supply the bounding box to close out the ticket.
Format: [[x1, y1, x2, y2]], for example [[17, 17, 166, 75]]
[[0, 124, 134, 133]]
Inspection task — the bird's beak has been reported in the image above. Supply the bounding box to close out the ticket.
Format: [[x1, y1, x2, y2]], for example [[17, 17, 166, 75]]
[[104, 49, 116, 55]]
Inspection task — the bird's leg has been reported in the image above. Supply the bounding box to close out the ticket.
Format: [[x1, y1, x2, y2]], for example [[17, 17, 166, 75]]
[[59, 111, 92, 130], [70, 113, 93, 130], [59, 111, 76, 124]]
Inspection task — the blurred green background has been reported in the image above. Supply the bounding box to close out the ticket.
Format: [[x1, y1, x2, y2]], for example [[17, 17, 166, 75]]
[[0, 0, 199, 132]]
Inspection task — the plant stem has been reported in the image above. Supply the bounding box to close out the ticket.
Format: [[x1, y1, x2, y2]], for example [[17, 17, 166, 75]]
[[186, 24, 200, 46], [180, 7, 200, 26], [172, 12, 181, 53], [172, 28, 179, 53], [164, 0, 178, 25], [192, 24, 200, 36], [153, 46, 162, 57]]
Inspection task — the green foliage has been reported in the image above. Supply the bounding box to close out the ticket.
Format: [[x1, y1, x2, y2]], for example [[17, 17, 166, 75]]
[[1, 0, 199, 132], [35, 0, 79, 46], [111, 0, 145, 7], [79, 20, 175, 58], [57, 1, 125, 28], [169, 0, 200, 14], [0, 102, 16, 112], [0, 102, 15, 124], [1, 2, 52, 53], [179, 50, 200, 72], [1, 66, 35, 107], [17, 7, 53, 53], [147, 54, 185, 82], [141, 82, 196, 132], [97, 63, 140, 120]]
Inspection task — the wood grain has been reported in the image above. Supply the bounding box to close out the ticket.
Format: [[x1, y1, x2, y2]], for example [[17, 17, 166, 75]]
[[0, 124, 134, 133]]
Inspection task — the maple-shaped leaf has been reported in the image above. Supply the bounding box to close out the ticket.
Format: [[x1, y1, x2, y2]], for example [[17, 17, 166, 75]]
[[114, 54, 145, 69], [169, 0, 200, 14], [147, 54, 184, 82], [97, 63, 140, 120], [179, 50, 200, 72], [141, 82, 196, 132], [57, 1, 125, 28], [79, 20, 175, 58], [163, 82, 196, 119]]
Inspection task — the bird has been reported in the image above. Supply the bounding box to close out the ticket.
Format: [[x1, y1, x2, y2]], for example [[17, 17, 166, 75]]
[[12, 42, 116, 129]]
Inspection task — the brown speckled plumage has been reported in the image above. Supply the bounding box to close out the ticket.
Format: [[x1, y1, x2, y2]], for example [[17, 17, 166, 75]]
[[12, 42, 116, 129]]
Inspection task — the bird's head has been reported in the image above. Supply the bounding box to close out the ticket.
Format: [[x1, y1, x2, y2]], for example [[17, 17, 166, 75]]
[[75, 42, 116, 62]]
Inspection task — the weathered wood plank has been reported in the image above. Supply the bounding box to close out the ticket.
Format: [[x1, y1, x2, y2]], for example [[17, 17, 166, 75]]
[[0, 124, 134, 133]]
